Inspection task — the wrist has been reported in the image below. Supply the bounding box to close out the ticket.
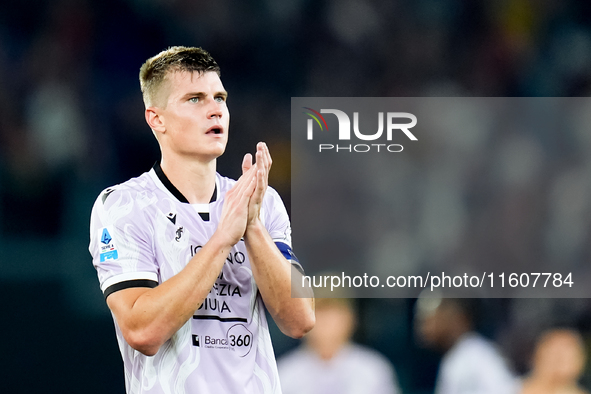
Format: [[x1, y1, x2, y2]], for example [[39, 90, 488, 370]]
[[209, 229, 239, 251], [244, 218, 264, 238]]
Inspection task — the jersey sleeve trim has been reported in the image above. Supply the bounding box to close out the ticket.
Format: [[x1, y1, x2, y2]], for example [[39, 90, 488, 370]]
[[274, 241, 298, 262], [104, 279, 159, 299], [101, 271, 159, 292], [274, 241, 305, 275]]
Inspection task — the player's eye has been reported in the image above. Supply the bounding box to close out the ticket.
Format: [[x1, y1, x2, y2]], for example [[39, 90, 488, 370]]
[[215, 96, 225, 103], [189, 97, 199, 103]]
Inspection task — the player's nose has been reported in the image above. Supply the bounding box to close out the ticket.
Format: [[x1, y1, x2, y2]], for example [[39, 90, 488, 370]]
[[207, 99, 224, 119]]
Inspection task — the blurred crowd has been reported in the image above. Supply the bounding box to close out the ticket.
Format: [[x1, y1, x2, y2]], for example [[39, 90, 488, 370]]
[[2, 0, 591, 393], [275, 295, 591, 394]]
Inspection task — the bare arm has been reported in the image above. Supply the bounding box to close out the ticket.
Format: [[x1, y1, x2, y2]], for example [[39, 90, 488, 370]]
[[106, 167, 257, 356], [244, 221, 315, 338], [242, 143, 315, 338]]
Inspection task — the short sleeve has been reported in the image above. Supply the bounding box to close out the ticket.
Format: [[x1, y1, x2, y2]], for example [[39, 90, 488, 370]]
[[262, 187, 303, 271], [89, 186, 159, 299]]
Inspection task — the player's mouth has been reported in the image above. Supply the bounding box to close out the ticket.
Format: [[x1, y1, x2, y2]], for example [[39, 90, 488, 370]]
[[206, 125, 224, 135]]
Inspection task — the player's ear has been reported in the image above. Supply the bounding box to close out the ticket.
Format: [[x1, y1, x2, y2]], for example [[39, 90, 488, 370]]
[[145, 107, 166, 135]]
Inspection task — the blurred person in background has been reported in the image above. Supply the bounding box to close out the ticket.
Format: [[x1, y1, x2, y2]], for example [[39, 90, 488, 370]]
[[278, 295, 400, 394], [415, 296, 518, 394], [520, 328, 589, 394]]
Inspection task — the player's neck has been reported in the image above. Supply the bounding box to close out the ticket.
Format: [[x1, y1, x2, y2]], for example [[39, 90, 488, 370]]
[[160, 155, 217, 204]]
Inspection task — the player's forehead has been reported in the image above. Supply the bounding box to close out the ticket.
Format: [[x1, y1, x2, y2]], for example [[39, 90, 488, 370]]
[[165, 70, 225, 99]]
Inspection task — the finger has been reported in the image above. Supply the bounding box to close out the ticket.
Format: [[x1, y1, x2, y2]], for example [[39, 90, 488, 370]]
[[239, 166, 257, 189], [223, 169, 255, 211], [264, 143, 272, 171], [242, 153, 253, 175], [231, 166, 256, 196], [257, 142, 271, 173], [255, 148, 264, 172], [252, 168, 266, 202], [257, 144, 271, 189], [241, 170, 258, 204], [263, 143, 271, 172]]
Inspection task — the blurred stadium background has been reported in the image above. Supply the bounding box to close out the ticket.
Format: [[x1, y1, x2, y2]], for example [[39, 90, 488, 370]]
[[2, 0, 591, 392]]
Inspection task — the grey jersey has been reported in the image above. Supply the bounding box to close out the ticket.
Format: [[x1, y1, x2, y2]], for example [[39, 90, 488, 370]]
[[89, 163, 296, 394]]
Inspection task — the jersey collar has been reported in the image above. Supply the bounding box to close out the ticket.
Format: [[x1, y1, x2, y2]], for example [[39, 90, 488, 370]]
[[152, 161, 218, 204]]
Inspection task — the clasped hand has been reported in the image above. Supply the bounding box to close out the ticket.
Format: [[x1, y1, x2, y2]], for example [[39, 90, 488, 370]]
[[217, 142, 271, 246]]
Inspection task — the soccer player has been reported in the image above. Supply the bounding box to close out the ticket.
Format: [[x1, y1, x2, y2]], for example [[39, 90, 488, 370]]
[[278, 297, 400, 394], [89, 46, 315, 394], [520, 328, 589, 394], [415, 297, 518, 394]]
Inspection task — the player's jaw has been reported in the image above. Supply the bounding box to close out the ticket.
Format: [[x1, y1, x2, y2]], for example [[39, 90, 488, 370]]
[[158, 120, 227, 165], [163, 110, 230, 162]]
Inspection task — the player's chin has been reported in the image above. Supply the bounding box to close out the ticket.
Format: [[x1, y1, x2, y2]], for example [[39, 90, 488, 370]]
[[203, 143, 227, 159], [182, 143, 226, 161], [213, 141, 227, 156]]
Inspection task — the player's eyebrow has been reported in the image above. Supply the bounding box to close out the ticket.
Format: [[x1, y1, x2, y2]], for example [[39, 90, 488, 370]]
[[182, 92, 206, 100]]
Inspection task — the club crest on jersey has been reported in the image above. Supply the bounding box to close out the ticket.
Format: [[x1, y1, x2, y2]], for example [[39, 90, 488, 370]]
[[175, 226, 184, 242], [98, 227, 119, 262]]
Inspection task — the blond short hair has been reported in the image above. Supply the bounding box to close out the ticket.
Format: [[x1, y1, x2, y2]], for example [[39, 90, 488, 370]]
[[139, 46, 220, 107]]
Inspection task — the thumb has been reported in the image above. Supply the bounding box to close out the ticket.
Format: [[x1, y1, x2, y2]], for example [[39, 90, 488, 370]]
[[242, 153, 253, 175]]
